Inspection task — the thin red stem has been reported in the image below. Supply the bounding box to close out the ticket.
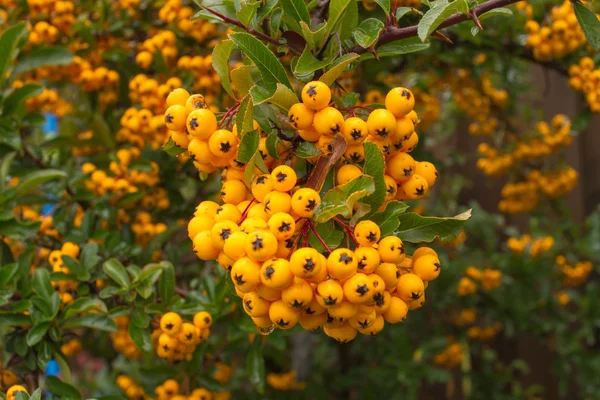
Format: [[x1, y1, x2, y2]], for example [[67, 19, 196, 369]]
[[333, 217, 359, 247], [236, 198, 255, 225], [307, 221, 332, 253]]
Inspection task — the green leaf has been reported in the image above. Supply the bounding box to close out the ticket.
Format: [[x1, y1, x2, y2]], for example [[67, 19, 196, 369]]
[[244, 150, 269, 187], [322, 0, 353, 44], [131, 308, 151, 328], [45, 376, 82, 400], [129, 323, 153, 352], [315, 176, 376, 223], [33, 268, 53, 300], [300, 21, 328, 50], [61, 314, 117, 332], [80, 242, 101, 270], [237, 130, 260, 164], [26, 322, 50, 346], [192, 0, 237, 22], [137, 263, 164, 285], [374, 0, 390, 14], [280, 0, 311, 33], [396, 7, 414, 20], [229, 32, 292, 89], [30, 389, 43, 400], [212, 40, 236, 99], [308, 221, 344, 252], [0, 217, 39, 240], [14, 47, 74, 73], [339, 0, 359, 42], [103, 259, 130, 289], [265, 130, 282, 159], [0, 151, 16, 192], [573, 2, 600, 51], [231, 65, 254, 98], [236, 0, 261, 26], [0, 22, 28, 84], [361, 37, 430, 60], [89, 113, 114, 147], [417, 0, 469, 42], [61, 255, 90, 281], [396, 209, 472, 243], [3, 83, 43, 115], [0, 312, 31, 326], [153, 49, 169, 75], [320, 53, 359, 86], [478, 7, 512, 20], [0, 263, 18, 286], [236, 95, 255, 136], [369, 201, 409, 237], [361, 142, 386, 216], [162, 136, 187, 156], [15, 169, 66, 196], [249, 83, 298, 110], [62, 298, 107, 319], [353, 18, 385, 49], [246, 340, 266, 394], [293, 46, 333, 78], [294, 141, 321, 158], [158, 261, 175, 306]]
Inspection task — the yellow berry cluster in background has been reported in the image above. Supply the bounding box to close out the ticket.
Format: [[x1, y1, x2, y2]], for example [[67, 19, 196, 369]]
[[569, 57, 600, 113], [457, 266, 502, 296], [507, 235, 555, 258], [523, 0, 589, 61], [112, 316, 143, 360], [556, 256, 593, 287], [266, 371, 306, 391], [48, 242, 82, 305], [152, 311, 212, 361], [432, 340, 463, 369]]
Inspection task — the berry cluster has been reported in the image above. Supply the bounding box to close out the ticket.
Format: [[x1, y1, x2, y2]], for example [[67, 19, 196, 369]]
[[159, 0, 218, 42], [432, 341, 463, 369], [136, 30, 179, 70], [266, 371, 306, 391], [169, 83, 442, 341], [523, 0, 589, 61], [116, 375, 148, 400], [507, 235, 555, 258], [556, 256, 593, 287], [60, 338, 82, 358], [457, 266, 502, 296], [569, 57, 600, 113], [153, 311, 212, 361], [48, 242, 82, 305], [3, 385, 27, 400], [111, 316, 143, 360]]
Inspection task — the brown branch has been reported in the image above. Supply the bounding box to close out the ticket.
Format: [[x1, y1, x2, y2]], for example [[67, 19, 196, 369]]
[[202, 6, 301, 55], [348, 0, 525, 54], [470, 9, 484, 31], [305, 134, 347, 192]]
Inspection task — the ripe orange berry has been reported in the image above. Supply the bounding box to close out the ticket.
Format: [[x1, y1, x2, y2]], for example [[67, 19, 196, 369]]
[[165, 105, 187, 131], [186, 109, 217, 139], [400, 174, 429, 200], [269, 299, 300, 329], [343, 273, 373, 304], [231, 257, 261, 293], [193, 311, 213, 329], [382, 296, 408, 323], [387, 152, 415, 183], [316, 279, 344, 308], [223, 231, 248, 260], [412, 254, 441, 281], [354, 220, 381, 247], [271, 165, 297, 192], [288, 102, 314, 130], [291, 188, 320, 218], [385, 87, 415, 118], [313, 107, 345, 135], [327, 248, 358, 281], [211, 220, 239, 250], [160, 312, 183, 336], [243, 291, 271, 317], [341, 117, 369, 145], [355, 246, 380, 273], [396, 273, 425, 302], [193, 231, 220, 260], [366, 108, 397, 139], [267, 212, 296, 241], [251, 174, 273, 203], [264, 191, 292, 217], [415, 161, 438, 188], [245, 230, 278, 262], [378, 236, 405, 264], [290, 247, 322, 279], [301, 81, 331, 111], [166, 88, 190, 107], [282, 278, 313, 309], [336, 164, 362, 186], [261, 258, 294, 290], [375, 262, 400, 290], [209, 129, 239, 158], [220, 179, 246, 205]]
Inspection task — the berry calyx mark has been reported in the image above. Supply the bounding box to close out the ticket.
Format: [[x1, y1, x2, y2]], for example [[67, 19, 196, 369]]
[[166, 323, 174, 330], [219, 228, 232, 240], [434, 262, 441, 271], [265, 266, 275, 279], [234, 274, 245, 285], [256, 175, 267, 185], [306, 85, 317, 97], [411, 292, 421, 300], [367, 232, 378, 242], [415, 186, 425, 195], [351, 129, 362, 140], [303, 258, 315, 271], [373, 292, 384, 306], [324, 296, 337, 306], [306, 199, 317, 211], [403, 167, 413, 176], [252, 236, 263, 250], [305, 307, 315, 315], [244, 300, 253, 311], [220, 142, 231, 153], [401, 89, 411, 99], [279, 222, 291, 232], [165, 113, 173, 123], [276, 172, 287, 182], [359, 320, 370, 329], [189, 117, 198, 129], [355, 284, 369, 296], [277, 318, 289, 327], [339, 253, 353, 264], [292, 299, 304, 308]]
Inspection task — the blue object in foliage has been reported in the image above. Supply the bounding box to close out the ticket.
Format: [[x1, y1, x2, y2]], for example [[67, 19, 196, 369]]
[[45, 359, 60, 376]]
